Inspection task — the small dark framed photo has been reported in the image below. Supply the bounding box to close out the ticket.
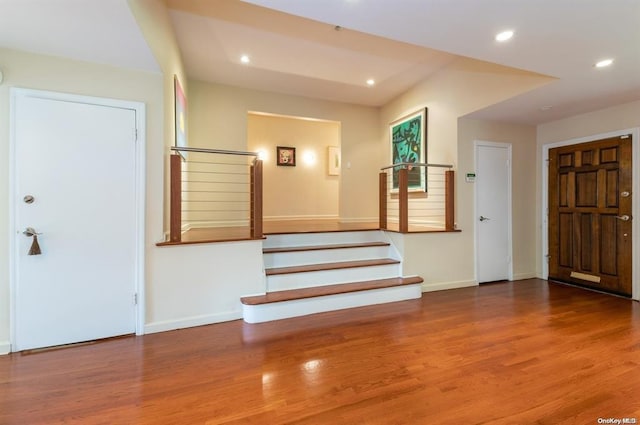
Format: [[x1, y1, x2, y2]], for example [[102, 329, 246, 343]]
[[277, 146, 296, 166]]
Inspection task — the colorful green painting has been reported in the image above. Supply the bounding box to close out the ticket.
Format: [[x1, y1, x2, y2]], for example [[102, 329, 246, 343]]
[[390, 108, 427, 191]]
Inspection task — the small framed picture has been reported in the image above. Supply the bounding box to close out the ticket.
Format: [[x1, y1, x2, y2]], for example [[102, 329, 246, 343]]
[[327, 146, 340, 175], [277, 146, 296, 166]]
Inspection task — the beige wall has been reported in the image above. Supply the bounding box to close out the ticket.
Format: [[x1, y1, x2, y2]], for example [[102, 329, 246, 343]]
[[537, 100, 640, 146], [248, 113, 340, 220], [378, 58, 549, 288], [188, 80, 380, 221], [128, 0, 188, 235], [0, 48, 164, 351], [380, 58, 552, 167], [458, 118, 538, 280]]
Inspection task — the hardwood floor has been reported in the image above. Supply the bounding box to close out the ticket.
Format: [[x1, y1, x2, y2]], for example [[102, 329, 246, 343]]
[[1, 279, 639, 424]]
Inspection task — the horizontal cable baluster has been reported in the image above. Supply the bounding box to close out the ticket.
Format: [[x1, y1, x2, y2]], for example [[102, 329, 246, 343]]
[[379, 163, 455, 233], [168, 147, 263, 243]]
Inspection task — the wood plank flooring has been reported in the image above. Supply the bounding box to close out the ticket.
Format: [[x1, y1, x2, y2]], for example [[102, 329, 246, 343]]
[[1, 279, 639, 424]]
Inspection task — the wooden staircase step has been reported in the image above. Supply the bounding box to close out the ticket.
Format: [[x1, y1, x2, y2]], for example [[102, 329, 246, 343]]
[[265, 258, 400, 276], [263, 241, 390, 254], [241, 276, 424, 305]]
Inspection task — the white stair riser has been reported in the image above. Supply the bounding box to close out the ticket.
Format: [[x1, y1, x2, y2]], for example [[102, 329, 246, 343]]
[[266, 264, 401, 292], [242, 284, 422, 323], [263, 230, 386, 249], [264, 246, 391, 268]]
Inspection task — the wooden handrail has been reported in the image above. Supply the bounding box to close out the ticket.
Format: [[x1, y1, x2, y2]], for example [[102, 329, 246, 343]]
[[167, 152, 263, 244], [170, 146, 259, 157], [378, 166, 456, 233], [169, 154, 182, 242], [380, 162, 453, 170], [250, 159, 263, 239], [445, 170, 455, 231], [398, 168, 409, 233], [379, 172, 387, 230]]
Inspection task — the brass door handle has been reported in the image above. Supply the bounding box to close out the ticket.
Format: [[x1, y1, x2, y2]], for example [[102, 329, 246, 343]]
[[23, 227, 42, 237]]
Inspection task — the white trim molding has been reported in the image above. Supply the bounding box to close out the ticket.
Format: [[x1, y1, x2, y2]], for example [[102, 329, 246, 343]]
[[144, 311, 242, 334], [421, 280, 477, 293]]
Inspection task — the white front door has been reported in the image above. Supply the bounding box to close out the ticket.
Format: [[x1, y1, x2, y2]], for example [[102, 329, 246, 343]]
[[12, 90, 140, 351], [475, 141, 512, 283]]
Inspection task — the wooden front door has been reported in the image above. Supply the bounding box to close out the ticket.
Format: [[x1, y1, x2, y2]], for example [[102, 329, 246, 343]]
[[548, 135, 632, 296]]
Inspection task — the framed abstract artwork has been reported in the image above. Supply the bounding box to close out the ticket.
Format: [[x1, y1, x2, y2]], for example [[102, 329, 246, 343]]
[[389, 108, 427, 192], [277, 146, 296, 166], [327, 146, 340, 175], [174, 75, 187, 149]]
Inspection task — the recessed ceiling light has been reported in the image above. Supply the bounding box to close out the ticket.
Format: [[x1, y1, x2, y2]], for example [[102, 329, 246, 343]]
[[495, 30, 514, 42], [366, 79, 375, 86], [240, 55, 250, 64], [539, 105, 553, 111], [595, 58, 613, 68]]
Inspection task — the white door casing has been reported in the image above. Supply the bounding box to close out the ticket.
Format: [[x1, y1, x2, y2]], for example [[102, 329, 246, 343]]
[[9, 89, 146, 351], [475, 141, 513, 283]]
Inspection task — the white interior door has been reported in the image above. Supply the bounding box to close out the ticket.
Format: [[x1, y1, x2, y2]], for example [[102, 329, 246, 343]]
[[12, 92, 138, 351], [475, 142, 512, 283]]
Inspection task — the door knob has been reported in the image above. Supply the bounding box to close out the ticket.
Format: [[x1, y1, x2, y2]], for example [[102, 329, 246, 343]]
[[479, 216, 490, 222], [615, 215, 631, 221], [23, 227, 41, 237]]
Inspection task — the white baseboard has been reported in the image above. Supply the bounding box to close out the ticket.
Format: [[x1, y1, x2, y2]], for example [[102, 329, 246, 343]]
[[512, 272, 538, 281], [421, 280, 478, 293], [338, 217, 378, 223], [0, 341, 11, 355], [264, 215, 339, 222], [144, 311, 242, 334]]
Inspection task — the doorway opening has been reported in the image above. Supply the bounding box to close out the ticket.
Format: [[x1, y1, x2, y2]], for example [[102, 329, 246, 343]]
[[247, 112, 349, 233]]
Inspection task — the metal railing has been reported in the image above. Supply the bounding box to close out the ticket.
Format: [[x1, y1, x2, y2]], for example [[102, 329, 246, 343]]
[[379, 163, 455, 232], [169, 147, 263, 242]]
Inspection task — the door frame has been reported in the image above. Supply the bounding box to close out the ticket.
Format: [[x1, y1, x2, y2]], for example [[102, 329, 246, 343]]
[[541, 127, 640, 301], [9, 88, 146, 351], [474, 140, 513, 283]]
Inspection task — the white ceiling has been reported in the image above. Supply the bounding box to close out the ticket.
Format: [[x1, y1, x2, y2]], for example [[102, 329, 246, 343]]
[[238, 0, 640, 125], [0, 0, 638, 126], [0, 0, 158, 73]]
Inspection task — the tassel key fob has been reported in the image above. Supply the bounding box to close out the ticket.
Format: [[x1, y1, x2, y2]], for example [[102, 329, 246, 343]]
[[23, 227, 42, 256]]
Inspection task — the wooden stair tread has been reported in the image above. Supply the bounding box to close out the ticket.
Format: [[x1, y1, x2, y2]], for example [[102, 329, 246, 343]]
[[263, 241, 390, 254], [241, 276, 424, 305], [265, 258, 400, 275]]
